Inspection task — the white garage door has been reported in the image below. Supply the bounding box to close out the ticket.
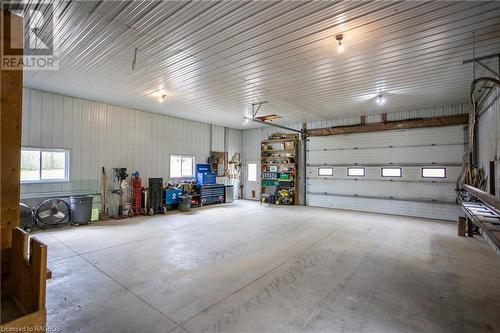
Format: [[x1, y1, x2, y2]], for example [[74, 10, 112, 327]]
[[306, 125, 466, 221]]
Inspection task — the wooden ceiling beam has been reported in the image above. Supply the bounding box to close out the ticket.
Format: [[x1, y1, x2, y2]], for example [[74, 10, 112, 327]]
[[306, 114, 468, 137]]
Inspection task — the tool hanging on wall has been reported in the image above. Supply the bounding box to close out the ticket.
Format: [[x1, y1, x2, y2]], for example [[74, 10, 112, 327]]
[[209, 151, 228, 177], [228, 153, 241, 179]]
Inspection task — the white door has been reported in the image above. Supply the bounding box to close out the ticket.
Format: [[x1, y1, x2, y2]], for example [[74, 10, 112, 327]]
[[306, 125, 466, 221], [244, 161, 260, 200]]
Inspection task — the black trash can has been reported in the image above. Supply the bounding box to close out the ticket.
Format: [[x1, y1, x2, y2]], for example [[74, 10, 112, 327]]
[[70, 195, 93, 225]]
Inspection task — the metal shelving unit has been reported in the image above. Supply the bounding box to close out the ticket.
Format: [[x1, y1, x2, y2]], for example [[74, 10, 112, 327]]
[[260, 134, 299, 204]]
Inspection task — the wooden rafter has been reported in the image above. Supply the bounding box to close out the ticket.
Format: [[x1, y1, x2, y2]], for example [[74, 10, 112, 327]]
[[306, 114, 468, 137]]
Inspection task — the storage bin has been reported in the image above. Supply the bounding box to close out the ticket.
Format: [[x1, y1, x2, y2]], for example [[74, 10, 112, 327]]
[[178, 195, 192, 212], [70, 195, 93, 225]]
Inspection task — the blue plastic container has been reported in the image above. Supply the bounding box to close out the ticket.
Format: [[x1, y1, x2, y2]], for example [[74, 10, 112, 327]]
[[195, 164, 211, 173], [195, 163, 216, 185], [164, 188, 183, 205]]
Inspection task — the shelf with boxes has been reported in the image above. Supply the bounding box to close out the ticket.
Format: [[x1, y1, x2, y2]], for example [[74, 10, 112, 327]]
[[260, 133, 299, 205]]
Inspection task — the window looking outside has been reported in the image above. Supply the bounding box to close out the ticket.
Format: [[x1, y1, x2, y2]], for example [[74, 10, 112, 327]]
[[170, 155, 195, 178], [21, 148, 69, 182], [247, 163, 257, 182]]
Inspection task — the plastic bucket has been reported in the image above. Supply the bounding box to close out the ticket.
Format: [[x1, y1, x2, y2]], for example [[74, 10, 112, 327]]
[[178, 195, 191, 212]]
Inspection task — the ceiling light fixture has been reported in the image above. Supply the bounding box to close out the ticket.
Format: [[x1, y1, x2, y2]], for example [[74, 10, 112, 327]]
[[243, 116, 250, 125], [159, 94, 167, 102], [336, 34, 344, 53], [377, 93, 386, 105]]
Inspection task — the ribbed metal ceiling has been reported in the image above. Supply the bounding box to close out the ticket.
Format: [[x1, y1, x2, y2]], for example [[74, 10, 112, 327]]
[[22, 0, 500, 129]]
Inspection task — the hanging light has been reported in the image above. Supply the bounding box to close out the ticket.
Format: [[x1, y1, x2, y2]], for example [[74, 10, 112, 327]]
[[158, 94, 167, 102], [336, 34, 344, 53], [377, 93, 386, 105], [243, 117, 249, 125]]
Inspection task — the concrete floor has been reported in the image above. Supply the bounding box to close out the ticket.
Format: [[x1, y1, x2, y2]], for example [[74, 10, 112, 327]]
[[33, 200, 500, 333]]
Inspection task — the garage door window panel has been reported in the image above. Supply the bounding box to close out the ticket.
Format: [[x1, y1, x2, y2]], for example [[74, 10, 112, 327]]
[[347, 167, 365, 177], [318, 167, 333, 176], [422, 168, 446, 178], [382, 168, 402, 177]]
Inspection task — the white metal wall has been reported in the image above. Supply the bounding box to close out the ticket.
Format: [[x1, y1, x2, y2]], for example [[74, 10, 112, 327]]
[[225, 128, 243, 199], [21, 88, 241, 201], [477, 87, 499, 193], [306, 125, 466, 221], [226, 128, 242, 160], [242, 129, 263, 200], [211, 125, 226, 152]]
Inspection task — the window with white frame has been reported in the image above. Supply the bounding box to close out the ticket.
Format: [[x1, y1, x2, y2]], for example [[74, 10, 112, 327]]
[[381, 167, 402, 177], [318, 167, 333, 176], [347, 167, 365, 177], [21, 148, 69, 183], [422, 168, 446, 178], [247, 163, 257, 182], [170, 155, 195, 178]]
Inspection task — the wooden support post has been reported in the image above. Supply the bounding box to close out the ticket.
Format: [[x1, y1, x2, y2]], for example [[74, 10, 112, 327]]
[[466, 217, 475, 238], [458, 216, 466, 237], [1, 228, 47, 329], [0, 8, 51, 332], [1, 10, 23, 268]]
